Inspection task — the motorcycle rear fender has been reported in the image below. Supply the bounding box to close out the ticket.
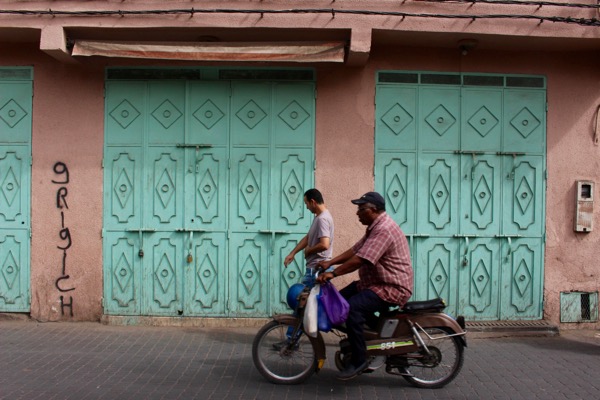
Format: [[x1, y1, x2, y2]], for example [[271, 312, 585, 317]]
[[272, 314, 327, 370], [408, 313, 468, 347]]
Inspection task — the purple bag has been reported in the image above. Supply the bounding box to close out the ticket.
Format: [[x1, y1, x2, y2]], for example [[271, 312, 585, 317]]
[[319, 281, 350, 325]]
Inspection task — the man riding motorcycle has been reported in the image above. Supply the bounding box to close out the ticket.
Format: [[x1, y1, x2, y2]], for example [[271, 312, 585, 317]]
[[316, 191, 413, 380]]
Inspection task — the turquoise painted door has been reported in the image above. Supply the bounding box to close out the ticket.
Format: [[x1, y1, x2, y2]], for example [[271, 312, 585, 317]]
[[376, 72, 546, 320], [0, 72, 32, 313], [103, 76, 315, 317]]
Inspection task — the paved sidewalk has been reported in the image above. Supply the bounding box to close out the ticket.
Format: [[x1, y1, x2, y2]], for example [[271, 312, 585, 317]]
[[1, 320, 599, 400]]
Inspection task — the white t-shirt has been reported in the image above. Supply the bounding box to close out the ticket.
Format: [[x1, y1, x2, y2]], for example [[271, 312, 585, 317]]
[[305, 209, 334, 268]]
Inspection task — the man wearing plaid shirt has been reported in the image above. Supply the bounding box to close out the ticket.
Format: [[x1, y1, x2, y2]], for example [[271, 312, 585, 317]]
[[317, 191, 413, 380]]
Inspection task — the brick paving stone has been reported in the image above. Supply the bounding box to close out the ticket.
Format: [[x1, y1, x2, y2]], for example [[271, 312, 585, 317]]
[[1, 321, 599, 400]]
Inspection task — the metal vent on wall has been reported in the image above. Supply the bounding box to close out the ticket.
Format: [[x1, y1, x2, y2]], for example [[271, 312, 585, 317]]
[[560, 292, 599, 323], [0, 68, 33, 80], [377, 71, 546, 88], [106, 68, 314, 81]]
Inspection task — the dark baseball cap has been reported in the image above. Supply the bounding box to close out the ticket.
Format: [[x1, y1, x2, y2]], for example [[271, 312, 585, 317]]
[[351, 191, 385, 210]]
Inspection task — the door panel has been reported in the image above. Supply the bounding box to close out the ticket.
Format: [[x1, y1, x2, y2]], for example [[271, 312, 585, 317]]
[[502, 155, 544, 236], [188, 81, 230, 147], [142, 232, 183, 315], [148, 82, 186, 145], [272, 149, 313, 230], [503, 90, 545, 153], [413, 237, 459, 317], [271, 233, 305, 315], [500, 238, 543, 319], [186, 148, 228, 230], [0, 230, 29, 311], [273, 83, 314, 147], [105, 82, 145, 146], [231, 83, 270, 146], [419, 87, 460, 151], [104, 148, 143, 230], [229, 233, 269, 316], [0, 82, 32, 144], [458, 238, 500, 320], [417, 154, 460, 235], [376, 153, 416, 233], [0, 149, 29, 228], [146, 148, 185, 229], [460, 155, 501, 235], [461, 88, 502, 152], [184, 232, 226, 316], [103, 232, 141, 315], [230, 148, 269, 230], [376, 86, 417, 151]]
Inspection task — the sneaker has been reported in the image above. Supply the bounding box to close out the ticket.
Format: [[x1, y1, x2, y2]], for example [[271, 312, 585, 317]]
[[336, 360, 369, 380], [272, 339, 299, 351]]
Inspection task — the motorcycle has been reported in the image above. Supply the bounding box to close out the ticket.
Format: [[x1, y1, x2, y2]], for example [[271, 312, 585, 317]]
[[252, 281, 467, 388]]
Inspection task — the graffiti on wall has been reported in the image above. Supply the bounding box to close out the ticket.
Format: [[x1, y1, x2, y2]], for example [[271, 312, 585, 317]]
[[52, 162, 75, 317]]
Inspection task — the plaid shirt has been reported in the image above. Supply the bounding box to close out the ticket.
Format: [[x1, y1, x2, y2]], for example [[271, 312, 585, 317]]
[[352, 212, 413, 305]]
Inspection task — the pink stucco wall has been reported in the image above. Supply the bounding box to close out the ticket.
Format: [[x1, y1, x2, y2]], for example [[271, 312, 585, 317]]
[[2, 43, 599, 326], [29, 49, 105, 321], [0, 1, 599, 326]]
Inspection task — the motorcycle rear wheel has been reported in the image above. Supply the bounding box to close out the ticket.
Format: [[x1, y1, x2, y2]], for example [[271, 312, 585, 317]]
[[401, 327, 464, 389], [252, 320, 318, 385]]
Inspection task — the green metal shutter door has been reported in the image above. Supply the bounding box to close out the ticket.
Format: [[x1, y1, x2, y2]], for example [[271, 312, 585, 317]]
[[104, 75, 315, 318], [0, 76, 32, 312], [375, 73, 546, 321]]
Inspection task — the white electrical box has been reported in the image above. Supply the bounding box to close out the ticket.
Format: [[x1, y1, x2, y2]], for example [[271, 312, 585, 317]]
[[574, 180, 594, 232]]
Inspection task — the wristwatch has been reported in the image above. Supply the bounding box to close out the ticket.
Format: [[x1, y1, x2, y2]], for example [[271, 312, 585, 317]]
[[331, 270, 338, 277]]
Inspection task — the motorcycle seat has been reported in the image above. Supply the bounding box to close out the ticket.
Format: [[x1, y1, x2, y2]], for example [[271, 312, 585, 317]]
[[402, 298, 446, 312]]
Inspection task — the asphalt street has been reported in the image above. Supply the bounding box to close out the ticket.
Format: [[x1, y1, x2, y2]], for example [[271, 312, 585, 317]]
[[1, 320, 599, 400]]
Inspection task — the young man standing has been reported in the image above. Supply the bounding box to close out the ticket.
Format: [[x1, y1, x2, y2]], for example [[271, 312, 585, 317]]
[[284, 188, 334, 287]]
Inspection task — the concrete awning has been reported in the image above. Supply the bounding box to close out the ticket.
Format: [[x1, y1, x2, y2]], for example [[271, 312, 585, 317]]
[[72, 40, 346, 63]]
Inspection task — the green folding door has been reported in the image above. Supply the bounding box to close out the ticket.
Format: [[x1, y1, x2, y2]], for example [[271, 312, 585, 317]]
[[0, 68, 32, 312], [103, 72, 315, 317], [376, 72, 546, 320]]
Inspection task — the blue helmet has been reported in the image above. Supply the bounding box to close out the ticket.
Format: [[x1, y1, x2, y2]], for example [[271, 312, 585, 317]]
[[286, 283, 306, 309]]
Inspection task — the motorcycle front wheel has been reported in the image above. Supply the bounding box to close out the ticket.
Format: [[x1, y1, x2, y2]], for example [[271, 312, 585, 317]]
[[401, 327, 464, 389], [252, 320, 318, 384]]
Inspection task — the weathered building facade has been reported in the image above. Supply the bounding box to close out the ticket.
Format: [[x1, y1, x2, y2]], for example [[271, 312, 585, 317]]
[[0, 1, 598, 328]]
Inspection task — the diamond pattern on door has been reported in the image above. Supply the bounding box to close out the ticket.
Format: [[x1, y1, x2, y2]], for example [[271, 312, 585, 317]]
[[236, 100, 267, 129], [193, 100, 225, 130], [381, 103, 413, 135], [425, 105, 456, 136], [1, 237, 20, 303], [151, 100, 182, 129], [278, 101, 309, 130], [430, 259, 449, 298], [510, 107, 540, 138], [0, 99, 27, 128], [109, 100, 141, 129], [1, 246, 19, 293], [153, 154, 177, 223], [0, 152, 23, 222], [1, 166, 19, 208], [111, 237, 136, 307], [468, 106, 498, 137], [238, 155, 262, 224], [238, 239, 261, 309]]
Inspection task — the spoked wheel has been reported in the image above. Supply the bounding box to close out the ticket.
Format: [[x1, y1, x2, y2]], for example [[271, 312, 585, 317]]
[[401, 327, 464, 388], [252, 320, 318, 384]]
